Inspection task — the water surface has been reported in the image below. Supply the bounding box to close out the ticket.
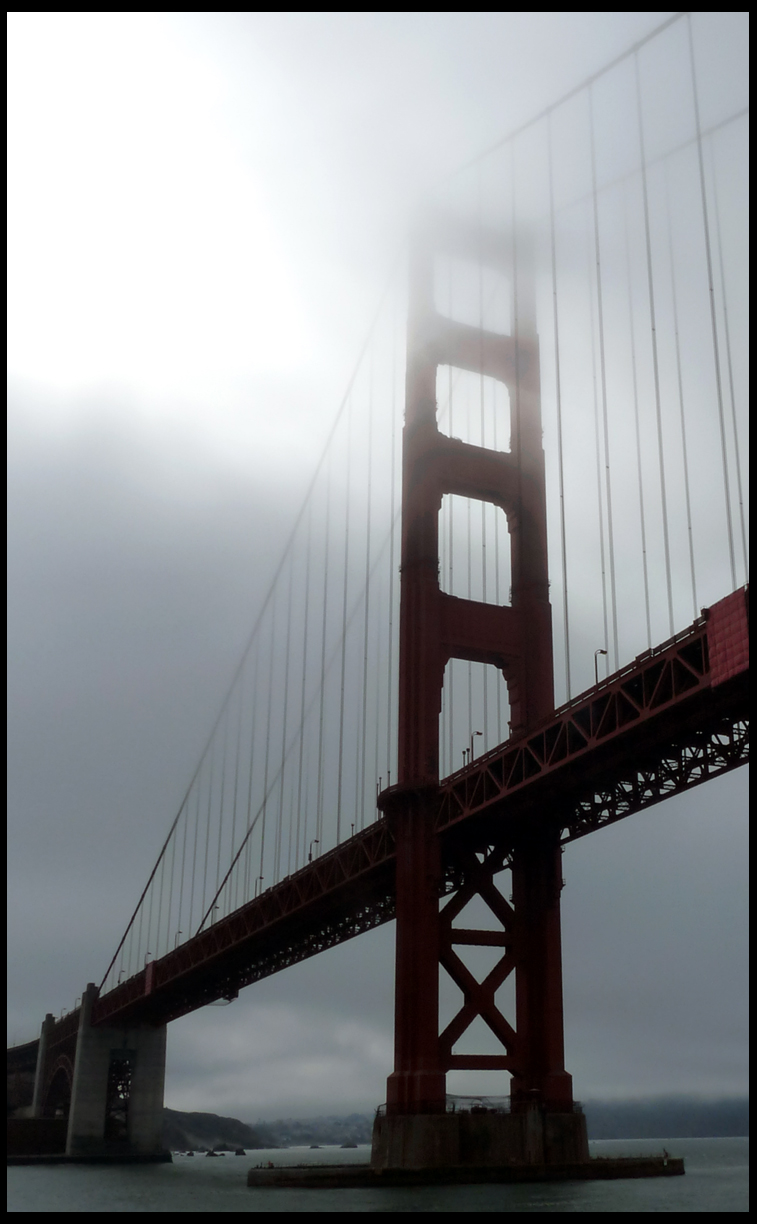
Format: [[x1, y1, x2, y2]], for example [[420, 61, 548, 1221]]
[[7, 1137, 748, 1212]]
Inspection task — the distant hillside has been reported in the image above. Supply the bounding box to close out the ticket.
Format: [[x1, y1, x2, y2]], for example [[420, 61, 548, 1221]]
[[163, 1097, 748, 1151], [163, 1109, 273, 1152], [163, 1109, 372, 1151], [582, 1097, 748, 1140], [248, 1114, 373, 1148]]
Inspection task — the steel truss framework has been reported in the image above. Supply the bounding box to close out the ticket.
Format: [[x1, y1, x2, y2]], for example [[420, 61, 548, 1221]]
[[93, 819, 396, 1027], [436, 604, 749, 851], [74, 590, 745, 1035], [14, 594, 748, 1097], [563, 716, 748, 843], [438, 845, 516, 1074]]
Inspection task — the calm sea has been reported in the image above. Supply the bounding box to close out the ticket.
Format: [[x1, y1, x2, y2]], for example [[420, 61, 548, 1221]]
[[7, 1138, 748, 1213]]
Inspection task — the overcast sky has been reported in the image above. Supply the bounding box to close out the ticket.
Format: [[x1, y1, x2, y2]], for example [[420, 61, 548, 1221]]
[[8, 12, 748, 1121]]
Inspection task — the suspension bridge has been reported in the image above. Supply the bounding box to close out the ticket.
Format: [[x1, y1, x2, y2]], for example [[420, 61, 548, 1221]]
[[8, 12, 748, 1169]]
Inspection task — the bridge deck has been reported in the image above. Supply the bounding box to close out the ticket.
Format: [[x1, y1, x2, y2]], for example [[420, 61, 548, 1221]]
[[14, 588, 745, 1042]]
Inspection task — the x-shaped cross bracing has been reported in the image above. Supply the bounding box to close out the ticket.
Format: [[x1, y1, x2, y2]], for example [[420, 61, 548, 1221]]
[[439, 849, 518, 1070]]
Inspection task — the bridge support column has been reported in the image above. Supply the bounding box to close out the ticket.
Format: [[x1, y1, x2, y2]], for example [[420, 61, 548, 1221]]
[[510, 834, 575, 1113], [66, 983, 168, 1159], [30, 1012, 56, 1118], [374, 219, 589, 1171], [386, 785, 446, 1116]]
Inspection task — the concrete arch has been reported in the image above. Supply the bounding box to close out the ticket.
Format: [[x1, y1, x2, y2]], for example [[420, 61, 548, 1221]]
[[43, 1056, 73, 1119]]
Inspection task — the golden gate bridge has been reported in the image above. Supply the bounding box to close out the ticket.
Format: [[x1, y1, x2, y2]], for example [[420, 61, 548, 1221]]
[[9, 11, 748, 1173]]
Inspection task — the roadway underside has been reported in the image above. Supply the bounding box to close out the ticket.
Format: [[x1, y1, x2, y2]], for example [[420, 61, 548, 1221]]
[[90, 619, 747, 1031]]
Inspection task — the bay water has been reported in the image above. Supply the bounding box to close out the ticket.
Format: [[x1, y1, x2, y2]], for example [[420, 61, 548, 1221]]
[[7, 1137, 748, 1212]]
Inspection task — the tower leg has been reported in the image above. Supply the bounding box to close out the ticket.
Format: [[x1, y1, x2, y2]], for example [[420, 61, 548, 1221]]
[[386, 787, 446, 1116], [510, 833, 574, 1112]]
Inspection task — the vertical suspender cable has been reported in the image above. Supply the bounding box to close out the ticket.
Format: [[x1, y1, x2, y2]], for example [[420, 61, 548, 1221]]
[[100, 257, 403, 988], [215, 707, 229, 904], [228, 664, 244, 913], [587, 204, 610, 671], [155, 850, 166, 959], [201, 740, 215, 928], [664, 158, 698, 617], [493, 372, 503, 744], [447, 261, 455, 772], [709, 135, 748, 583], [177, 795, 189, 949], [466, 384, 473, 743], [136, 885, 146, 976], [635, 50, 675, 636], [589, 86, 620, 669], [242, 638, 260, 903], [275, 550, 294, 881], [188, 781, 200, 938], [447, 361, 455, 772], [624, 188, 653, 651], [386, 304, 398, 787], [477, 164, 489, 750], [164, 817, 177, 955], [336, 406, 352, 842], [258, 592, 277, 898], [315, 452, 332, 852], [686, 14, 736, 592], [511, 139, 527, 680], [373, 563, 382, 815], [300, 738, 311, 870], [295, 500, 313, 872], [548, 112, 572, 700], [126, 917, 134, 981], [145, 864, 155, 966], [358, 348, 375, 830]]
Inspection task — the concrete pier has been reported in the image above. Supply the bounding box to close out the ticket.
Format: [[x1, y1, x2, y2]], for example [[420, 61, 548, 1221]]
[[371, 1104, 589, 1171], [247, 1102, 684, 1188], [65, 984, 168, 1159]]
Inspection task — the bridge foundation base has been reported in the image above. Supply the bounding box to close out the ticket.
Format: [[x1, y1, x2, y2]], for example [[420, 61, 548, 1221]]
[[371, 1106, 589, 1170], [65, 984, 168, 1160]]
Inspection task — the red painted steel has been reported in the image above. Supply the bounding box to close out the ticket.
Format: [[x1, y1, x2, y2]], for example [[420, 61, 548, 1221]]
[[708, 587, 750, 686], [437, 589, 749, 840], [52, 213, 744, 1123], [39, 587, 743, 1036], [438, 615, 711, 829], [388, 222, 569, 1115], [92, 820, 395, 1028]]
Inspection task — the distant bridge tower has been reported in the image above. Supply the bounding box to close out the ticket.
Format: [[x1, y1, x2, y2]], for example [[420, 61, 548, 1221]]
[[374, 220, 586, 1168]]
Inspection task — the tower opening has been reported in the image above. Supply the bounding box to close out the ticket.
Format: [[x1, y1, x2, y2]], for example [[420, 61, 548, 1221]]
[[434, 253, 511, 335], [439, 494, 511, 606], [440, 659, 511, 779], [436, 366, 511, 452]]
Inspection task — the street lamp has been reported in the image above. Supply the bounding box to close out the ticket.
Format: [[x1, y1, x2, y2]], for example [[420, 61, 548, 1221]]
[[308, 839, 320, 863], [594, 648, 608, 685]]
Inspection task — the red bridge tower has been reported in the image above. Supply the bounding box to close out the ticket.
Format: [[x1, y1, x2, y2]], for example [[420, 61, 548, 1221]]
[[374, 221, 587, 1169]]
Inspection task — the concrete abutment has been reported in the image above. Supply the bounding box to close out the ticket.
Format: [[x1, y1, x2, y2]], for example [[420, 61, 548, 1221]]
[[65, 983, 168, 1159], [371, 1105, 589, 1170]]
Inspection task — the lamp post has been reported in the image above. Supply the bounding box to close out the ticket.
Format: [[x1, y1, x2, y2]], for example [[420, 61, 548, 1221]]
[[594, 648, 608, 686]]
